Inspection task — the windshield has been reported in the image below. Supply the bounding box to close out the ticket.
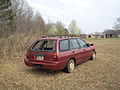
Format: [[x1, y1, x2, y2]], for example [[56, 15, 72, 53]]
[[32, 40, 56, 51]]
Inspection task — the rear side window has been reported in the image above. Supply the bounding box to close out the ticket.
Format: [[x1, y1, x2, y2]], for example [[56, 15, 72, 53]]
[[70, 39, 80, 49], [32, 40, 56, 51], [60, 39, 69, 52], [77, 39, 88, 48]]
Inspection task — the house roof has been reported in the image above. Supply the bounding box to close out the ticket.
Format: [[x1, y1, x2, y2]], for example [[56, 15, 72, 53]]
[[103, 30, 117, 34]]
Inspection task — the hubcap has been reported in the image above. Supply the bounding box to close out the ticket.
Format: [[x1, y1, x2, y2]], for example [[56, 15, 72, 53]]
[[93, 53, 96, 59], [69, 60, 74, 72]]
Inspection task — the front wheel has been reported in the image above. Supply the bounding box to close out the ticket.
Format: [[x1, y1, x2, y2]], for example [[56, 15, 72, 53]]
[[65, 59, 75, 73], [90, 51, 96, 60]]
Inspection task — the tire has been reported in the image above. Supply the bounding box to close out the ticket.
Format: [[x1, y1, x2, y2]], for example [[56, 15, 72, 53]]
[[65, 59, 75, 73], [90, 51, 96, 60]]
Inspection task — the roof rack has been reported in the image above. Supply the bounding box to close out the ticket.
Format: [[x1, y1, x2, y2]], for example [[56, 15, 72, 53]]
[[59, 36, 71, 38], [46, 35, 72, 38], [41, 35, 78, 38]]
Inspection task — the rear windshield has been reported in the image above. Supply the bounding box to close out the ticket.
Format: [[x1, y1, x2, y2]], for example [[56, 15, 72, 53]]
[[32, 40, 56, 52]]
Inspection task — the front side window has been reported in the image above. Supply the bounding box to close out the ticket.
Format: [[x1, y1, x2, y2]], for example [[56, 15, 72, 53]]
[[77, 39, 88, 48], [32, 40, 56, 51], [60, 39, 69, 52], [70, 39, 80, 49]]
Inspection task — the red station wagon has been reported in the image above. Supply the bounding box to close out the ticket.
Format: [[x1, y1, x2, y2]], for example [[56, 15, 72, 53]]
[[24, 36, 96, 73]]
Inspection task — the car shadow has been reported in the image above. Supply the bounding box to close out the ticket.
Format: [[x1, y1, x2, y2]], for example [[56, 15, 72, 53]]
[[24, 67, 64, 76]]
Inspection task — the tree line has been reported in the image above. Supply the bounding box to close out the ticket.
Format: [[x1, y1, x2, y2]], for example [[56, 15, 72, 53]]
[[1, 0, 119, 38], [0, 0, 81, 38]]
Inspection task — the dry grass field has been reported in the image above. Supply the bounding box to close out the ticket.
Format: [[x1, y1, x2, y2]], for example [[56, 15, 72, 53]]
[[0, 38, 120, 90]]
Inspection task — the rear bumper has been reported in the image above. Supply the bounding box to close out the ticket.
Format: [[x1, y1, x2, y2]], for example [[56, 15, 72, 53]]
[[24, 58, 67, 71]]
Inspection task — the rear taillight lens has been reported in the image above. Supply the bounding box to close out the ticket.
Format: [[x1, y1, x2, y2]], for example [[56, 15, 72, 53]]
[[49, 53, 58, 61], [53, 53, 57, 58]]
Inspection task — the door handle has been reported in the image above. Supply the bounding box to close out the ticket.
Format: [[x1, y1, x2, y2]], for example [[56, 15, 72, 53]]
[[72, 51, 75, 53], [83, 48, 86, 51]]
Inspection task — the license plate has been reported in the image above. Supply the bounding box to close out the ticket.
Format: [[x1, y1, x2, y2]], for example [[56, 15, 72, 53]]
[[37, 56, 44, 60]]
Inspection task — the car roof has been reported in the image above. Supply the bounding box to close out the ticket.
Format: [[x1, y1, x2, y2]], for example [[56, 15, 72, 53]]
[[38, 36, 81, 40]]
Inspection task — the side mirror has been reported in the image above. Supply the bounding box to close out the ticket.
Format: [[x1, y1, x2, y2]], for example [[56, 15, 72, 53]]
[[89, 43, 94, 46], [86, 43, 94, 47], [86, 43, 90, 47]]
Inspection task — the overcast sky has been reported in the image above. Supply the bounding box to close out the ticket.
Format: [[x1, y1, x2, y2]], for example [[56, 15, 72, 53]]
[[26, 0, 120, 34]]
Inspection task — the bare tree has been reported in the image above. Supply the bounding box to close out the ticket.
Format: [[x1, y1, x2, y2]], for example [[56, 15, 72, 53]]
[[11, 0, 33, 33], [32, 12, 46, 35], [114, 18, 120, 30], [11, 0, 48, 36]]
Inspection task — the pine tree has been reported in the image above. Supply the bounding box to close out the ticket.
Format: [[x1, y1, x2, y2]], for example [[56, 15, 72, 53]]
[[0, 0, 13, 37]]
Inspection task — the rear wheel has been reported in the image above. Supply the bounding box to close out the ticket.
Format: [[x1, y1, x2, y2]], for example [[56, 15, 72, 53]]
[[65, 59, 75, 73], [90, 51, 96, 60]]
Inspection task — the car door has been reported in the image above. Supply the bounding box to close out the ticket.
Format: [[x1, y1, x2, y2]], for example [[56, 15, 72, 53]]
[[58, 39, 72, 63], [77, 38, 92, 61], [69, 39, 84, 64]]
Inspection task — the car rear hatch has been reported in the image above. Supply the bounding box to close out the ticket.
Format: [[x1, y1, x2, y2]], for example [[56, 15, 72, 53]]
[[26, 39, 58, 62]]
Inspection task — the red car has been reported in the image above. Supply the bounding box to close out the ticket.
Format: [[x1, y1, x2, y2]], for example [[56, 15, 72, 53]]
[[24, 36, 96, 73]]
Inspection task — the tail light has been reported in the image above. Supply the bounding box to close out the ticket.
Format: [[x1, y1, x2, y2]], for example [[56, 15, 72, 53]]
[[49, 52, 58, 61], [53, 53, 57, 58]]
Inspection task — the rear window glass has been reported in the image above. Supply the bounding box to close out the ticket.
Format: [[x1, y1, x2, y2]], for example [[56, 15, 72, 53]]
[[60, 39, 69, 52], [32, 40, 56, 51]]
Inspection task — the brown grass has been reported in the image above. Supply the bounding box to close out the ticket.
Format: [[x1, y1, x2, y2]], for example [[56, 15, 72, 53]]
[[0, 33, 41, 60], [0, 38, 120, 90]]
